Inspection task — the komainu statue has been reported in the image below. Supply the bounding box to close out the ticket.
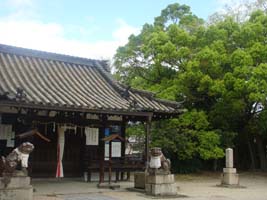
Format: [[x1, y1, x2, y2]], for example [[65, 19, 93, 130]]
[[148, 147, 171, 175], [0, 142, 34, 177]]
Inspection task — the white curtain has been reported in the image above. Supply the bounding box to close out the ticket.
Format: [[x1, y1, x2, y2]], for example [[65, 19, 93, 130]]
[[56, 126, 65, 178]]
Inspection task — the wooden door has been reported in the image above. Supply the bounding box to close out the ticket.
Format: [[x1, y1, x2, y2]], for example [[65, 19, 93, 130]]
[[30, 127, 84, 177], [63, 130, 84, 177], [30, 127, 57, 177]]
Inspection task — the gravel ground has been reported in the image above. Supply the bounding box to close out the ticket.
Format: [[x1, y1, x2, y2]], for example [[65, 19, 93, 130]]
[[33, 172, 267, 200]]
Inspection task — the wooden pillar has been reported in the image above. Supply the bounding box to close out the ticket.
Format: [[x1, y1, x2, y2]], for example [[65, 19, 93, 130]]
[[99, 115, 107, 184], [108, 140, 112, 184], [120, 116, 127, 181], [126, 172, 130, 181], [121, 116, 126, 159], [145, 114, 152, 169], [116, 171, 120, 182]]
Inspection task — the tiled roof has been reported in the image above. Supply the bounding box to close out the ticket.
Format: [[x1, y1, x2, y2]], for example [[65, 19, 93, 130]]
[[0, 44, 181, 114]]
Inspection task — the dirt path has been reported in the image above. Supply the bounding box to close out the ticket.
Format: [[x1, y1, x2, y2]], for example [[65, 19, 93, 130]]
[[33, 172, 267, 200]]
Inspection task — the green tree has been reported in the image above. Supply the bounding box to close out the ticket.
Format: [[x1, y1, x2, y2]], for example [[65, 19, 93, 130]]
[[114, 3, 267, 171], [181, 10, 267, 170], [151, 111, 224, 161], [115, 3, 224, 172]]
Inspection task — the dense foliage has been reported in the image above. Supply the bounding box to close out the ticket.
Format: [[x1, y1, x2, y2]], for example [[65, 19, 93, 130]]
[[115, 1, 267, 171]]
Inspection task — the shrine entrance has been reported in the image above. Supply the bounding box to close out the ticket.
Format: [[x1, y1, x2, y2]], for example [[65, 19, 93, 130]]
[[30, 126, 84, 178], [63, 129, 84, 177]]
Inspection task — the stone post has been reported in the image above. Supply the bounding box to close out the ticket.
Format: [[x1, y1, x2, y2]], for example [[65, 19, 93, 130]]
[[221, 148, 239, 186], [225, 148, 233, 168]]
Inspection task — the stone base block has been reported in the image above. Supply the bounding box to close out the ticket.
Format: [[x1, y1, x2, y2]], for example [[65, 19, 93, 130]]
[[0, 176, 33, 200], [147, 174, 174, 184], [0, 186, 33, 200], [223, 168, 236, 173], [221, 172, 239, 185], [146, 183, 177, 196], [0, 176, 31, 189], [134, 172, 147, 189]]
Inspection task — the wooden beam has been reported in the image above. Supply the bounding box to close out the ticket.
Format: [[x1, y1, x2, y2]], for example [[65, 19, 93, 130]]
[[0, 102, 160, 117], [16, 129, 51, 142]]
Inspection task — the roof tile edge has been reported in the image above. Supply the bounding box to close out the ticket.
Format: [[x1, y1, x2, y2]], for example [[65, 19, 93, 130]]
[[0, 43, 108, 68]]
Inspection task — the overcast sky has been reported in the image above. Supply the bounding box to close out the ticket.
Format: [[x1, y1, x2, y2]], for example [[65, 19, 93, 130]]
[[0, 0, 239, 60]]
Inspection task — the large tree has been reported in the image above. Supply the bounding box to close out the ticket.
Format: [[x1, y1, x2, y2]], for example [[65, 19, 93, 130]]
[[115, 3, 267, 171]]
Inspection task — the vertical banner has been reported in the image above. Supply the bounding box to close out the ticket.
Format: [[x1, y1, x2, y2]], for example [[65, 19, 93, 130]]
[[56, 126, 65, 178]]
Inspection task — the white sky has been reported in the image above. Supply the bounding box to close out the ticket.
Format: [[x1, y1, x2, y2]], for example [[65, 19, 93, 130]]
[[0, 0, 248, 60]]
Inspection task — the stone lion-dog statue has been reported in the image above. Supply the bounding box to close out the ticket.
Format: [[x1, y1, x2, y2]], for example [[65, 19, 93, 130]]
[[0, 142, 34, 177], [148, 147, 171, 175]]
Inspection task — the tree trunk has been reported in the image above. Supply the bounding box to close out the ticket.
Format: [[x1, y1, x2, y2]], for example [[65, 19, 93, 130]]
[[213, 159, 217, 171], [256, 135, 267, 171], [234, 146, 239, 168], [247, 136, 256, 170]]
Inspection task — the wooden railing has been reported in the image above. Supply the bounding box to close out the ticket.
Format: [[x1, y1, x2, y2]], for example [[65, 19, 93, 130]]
[[86, 156, 145, 182]]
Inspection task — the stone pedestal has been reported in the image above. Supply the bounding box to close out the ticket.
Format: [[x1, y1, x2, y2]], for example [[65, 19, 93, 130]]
[[134, 172, 147, 189], [145, 174, 177, 196], [221, 148, 239, 186], [221, 168, 239, 186], [0, 176, 33, 200]]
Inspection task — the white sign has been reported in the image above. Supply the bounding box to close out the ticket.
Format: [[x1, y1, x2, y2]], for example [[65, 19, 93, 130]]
[[85, 127, 99, 145], [108, 115, 122, 121], [105, 142, 122, 159], [6, 138, 15, 147], [112, 142, 121, 157], [6, 139, 15, 147]]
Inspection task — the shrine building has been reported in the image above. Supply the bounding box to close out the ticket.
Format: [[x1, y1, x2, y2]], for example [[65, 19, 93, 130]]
[[0, 44, 182, 182]]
